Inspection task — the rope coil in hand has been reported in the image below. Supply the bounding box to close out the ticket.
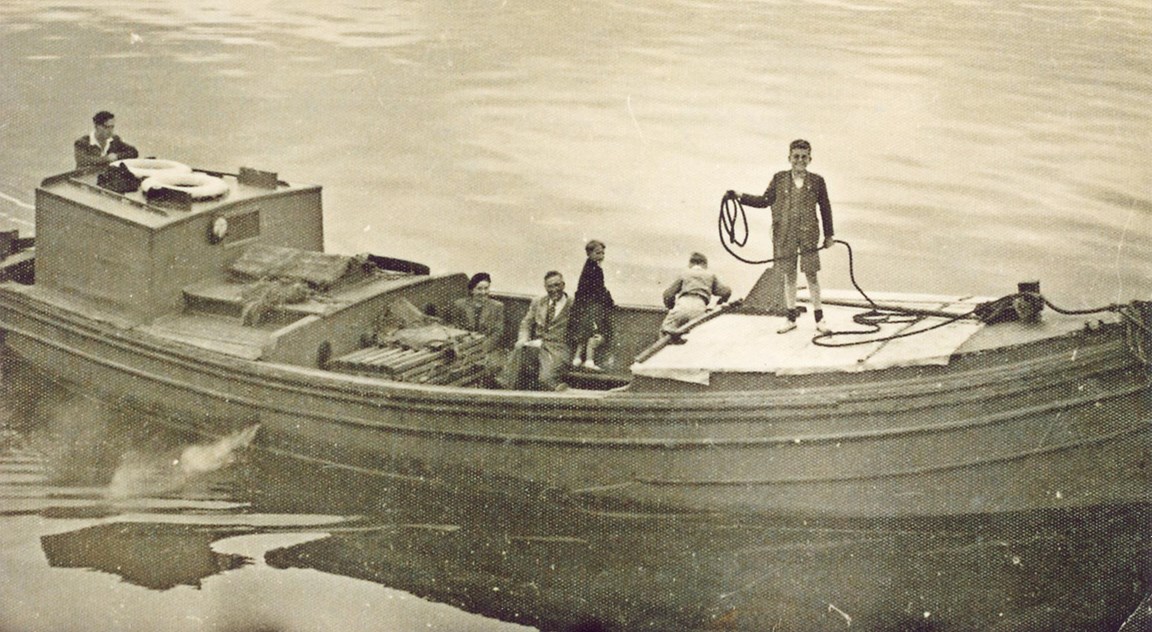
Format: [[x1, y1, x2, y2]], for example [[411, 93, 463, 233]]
[[717, 192, 1127, 347]]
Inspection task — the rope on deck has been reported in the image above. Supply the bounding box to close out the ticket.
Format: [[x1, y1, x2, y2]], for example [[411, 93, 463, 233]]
[[717, 191, 1133, 349]]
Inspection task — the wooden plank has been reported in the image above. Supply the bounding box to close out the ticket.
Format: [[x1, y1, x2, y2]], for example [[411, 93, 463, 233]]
[[396, 356, 447, 380], [328, 333, 492, 385], [335, 347, 378, 363], [363, 347, 407, 364], [390, 350, 446, 373]]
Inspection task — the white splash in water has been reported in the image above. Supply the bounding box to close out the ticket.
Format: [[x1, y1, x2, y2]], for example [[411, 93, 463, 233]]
[[176, 425, 260, 475], [106, 425, 260, 499]]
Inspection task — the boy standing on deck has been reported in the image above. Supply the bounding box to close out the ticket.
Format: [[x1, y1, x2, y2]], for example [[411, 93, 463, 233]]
[[731, 139, 835, 334]]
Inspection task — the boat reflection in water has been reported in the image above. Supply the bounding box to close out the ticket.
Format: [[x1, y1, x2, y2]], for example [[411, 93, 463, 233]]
[[8, 360, 1148, 632]]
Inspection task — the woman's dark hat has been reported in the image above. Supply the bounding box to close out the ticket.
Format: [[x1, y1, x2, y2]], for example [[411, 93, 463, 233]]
[[468, 272, 491, 291]]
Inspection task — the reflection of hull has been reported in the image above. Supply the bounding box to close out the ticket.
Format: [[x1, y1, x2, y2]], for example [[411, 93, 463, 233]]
[[264, 511, 1151, 632], [33, 446, 1151, 632], [25, 423, 1152, 632], [251, 459, 1152, 632], [1, 287, 1150, 519], [41, 522, 251, 590]]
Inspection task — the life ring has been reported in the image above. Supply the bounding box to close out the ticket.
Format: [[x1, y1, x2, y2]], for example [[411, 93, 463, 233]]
[[111, 158, 192, 179], [208, 216, 229, 243], [141, 171, 230, 200]]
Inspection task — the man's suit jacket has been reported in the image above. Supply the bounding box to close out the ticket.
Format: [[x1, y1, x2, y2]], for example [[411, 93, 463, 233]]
[[519, 293, 570, 348]]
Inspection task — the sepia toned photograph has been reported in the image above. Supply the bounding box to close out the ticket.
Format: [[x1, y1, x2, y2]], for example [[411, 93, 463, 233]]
[[0, 1, 1149, 630]]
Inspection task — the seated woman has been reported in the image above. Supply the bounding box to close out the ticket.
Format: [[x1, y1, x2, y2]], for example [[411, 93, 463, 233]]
[[447, 272, 506, 367]]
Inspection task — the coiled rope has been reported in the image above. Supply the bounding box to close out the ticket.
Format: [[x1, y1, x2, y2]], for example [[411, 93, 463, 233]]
[[717, 192, 1128, 347]]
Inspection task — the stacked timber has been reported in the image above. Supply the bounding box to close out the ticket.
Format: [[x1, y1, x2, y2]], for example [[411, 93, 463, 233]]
[[328, 332, 488, 386]]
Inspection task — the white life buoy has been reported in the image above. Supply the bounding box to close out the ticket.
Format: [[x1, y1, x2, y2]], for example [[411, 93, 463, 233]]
[[111, 158, 192, 179], [142, 171, 230, 201], [209, 216, 229, 243]]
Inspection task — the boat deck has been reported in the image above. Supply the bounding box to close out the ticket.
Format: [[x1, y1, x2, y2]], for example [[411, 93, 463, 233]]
[[144, 312, 274, 360], [8, 266, 1119, 393], [131, 273, 438, 360], [633, 290, 1112, 385], [181, 271, 426, 320]]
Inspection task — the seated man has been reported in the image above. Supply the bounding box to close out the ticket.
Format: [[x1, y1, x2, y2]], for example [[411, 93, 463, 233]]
[[497, 270, 571, 391], [660, 252, 732, 338], [74, 110, 138, 168]]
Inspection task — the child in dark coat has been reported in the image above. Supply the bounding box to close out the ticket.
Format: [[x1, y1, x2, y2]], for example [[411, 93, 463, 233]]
[[567, 239, 613, 371]]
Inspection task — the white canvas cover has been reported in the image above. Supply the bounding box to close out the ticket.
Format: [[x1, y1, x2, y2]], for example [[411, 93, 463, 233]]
[[632, 293, 987, 385]]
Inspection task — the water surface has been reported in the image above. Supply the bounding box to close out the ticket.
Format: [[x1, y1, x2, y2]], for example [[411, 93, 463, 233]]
[[1, 1, 1150, 630], [0, 0, 1149, 303]]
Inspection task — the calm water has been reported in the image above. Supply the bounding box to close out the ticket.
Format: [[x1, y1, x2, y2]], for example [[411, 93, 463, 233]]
[[1, 1, 1151, 630]]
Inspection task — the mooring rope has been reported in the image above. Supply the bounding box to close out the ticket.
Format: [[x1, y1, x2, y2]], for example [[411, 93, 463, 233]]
[[717, 192, 1127, 347]]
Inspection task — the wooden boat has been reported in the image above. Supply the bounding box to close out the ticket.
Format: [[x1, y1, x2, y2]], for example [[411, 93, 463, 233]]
[[0, 161, 1148, 518]]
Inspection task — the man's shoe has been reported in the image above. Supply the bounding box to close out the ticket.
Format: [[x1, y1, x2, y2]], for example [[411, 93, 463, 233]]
[[815, 319, 831, 334], [572, 356, 584, 367], [665, 332, 688, 345], [777, 320, 798, 334], [583, 360, 603, 371]]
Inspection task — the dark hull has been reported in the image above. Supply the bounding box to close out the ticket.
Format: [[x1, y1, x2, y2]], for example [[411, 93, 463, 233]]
[[1, 286, 1149, 518]]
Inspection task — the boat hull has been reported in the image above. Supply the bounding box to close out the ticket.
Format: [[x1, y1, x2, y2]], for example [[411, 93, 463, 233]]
[[1, 287, 1149, 518]]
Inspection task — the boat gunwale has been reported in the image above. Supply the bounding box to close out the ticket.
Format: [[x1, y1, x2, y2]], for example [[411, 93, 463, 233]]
[[1, 284, 1139, 411], [1, 283, 1140, 408], [1, 288, 1147, 450]]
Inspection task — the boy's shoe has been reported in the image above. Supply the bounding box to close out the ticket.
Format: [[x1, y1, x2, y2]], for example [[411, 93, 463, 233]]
[[572, 356, 584, 367], [815, 319, 831, 334], [583, 360, 603, 371], [777, 320, 798, 334]]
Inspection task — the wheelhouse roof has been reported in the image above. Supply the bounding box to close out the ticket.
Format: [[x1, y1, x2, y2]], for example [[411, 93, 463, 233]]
[[37, 167, 320, 231]]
